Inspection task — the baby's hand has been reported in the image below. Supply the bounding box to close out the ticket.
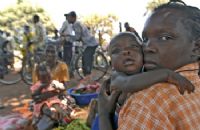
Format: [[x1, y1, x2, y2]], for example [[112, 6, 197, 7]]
[[110, 71, 126, 92], [32, 95, 42, 103], [168, 71, 195, 95]]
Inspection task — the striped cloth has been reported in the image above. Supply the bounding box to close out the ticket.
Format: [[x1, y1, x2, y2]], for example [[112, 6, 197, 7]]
[[118, 63, 200, 130]]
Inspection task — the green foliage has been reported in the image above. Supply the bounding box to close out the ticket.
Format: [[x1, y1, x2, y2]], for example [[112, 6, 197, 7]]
[[82, 14, 118, 45], [53, 119, 90, 130], [0, 1, 55, 36]]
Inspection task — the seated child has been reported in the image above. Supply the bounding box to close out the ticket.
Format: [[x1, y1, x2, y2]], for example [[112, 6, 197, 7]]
[[30, 62, 76, 129]]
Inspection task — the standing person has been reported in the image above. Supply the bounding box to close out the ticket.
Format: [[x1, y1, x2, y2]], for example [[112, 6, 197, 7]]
[[99, 0, 200, 129], [21, 25, 34, 57], [32, 14, 46, 51], [67, 11, 99, 77], [119, 22, 122, 32], [59, 14, 73, 66], [52, 28, 63, 59]]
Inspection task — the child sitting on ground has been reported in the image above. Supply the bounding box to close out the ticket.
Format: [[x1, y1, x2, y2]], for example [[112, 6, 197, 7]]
[[31, 62, 76, 129]]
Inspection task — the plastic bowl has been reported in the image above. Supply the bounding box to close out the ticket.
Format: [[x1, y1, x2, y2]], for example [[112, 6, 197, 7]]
[[91, 114, 118, 130], [67, 88, 98, 106]]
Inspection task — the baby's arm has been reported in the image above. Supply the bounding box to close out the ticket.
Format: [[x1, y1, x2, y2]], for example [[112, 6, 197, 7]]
[[111, 69, 194, 94], [31, 84, 46, 97], [32, 83, 59, 103], [33, 90, 59, 104]]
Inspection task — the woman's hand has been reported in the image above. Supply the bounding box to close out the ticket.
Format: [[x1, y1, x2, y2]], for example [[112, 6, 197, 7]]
[[98, 79, 121, 116]]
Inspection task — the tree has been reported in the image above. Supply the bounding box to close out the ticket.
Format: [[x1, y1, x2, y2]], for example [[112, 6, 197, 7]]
[[82, 14, 118, 45], [0, 1, 55, 37]]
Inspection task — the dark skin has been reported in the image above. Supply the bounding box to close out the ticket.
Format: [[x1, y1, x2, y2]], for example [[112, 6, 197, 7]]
[[110, 33, 194, 98], [67, 15, 76, 24], [45, 45, 69, 87], [142, 9, 197, 70], [98, 19, 195, 130], [32, 66, 64, 104], [33, 15, 39, 24]]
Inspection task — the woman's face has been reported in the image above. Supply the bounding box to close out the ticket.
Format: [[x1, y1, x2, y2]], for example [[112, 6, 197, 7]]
[[45, 45, 57, 64], [142, 8, 194, 70], [109, 37, 143, 74]]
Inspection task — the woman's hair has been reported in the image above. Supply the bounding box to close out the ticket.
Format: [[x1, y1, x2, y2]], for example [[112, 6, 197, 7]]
[[154, 0, 200, 76], [153, 0, 200, 41]]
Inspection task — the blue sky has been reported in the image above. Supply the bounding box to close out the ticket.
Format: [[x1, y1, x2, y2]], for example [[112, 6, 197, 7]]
[[0, 0, 200, 35]]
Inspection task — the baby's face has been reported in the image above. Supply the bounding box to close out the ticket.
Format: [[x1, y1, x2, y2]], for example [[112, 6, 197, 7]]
[[110, 37, 143, 74], [38, 68, 51, 84]]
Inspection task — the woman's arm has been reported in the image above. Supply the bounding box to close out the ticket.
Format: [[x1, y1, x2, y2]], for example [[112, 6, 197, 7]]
[[111, 69, 194, 94], [98, 79, 120, 130]]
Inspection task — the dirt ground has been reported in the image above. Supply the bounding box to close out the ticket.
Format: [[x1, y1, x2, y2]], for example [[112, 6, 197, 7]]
[[0, 78, 81, 116], [0, 81, 31, 116], [0, 71, 110, 116]]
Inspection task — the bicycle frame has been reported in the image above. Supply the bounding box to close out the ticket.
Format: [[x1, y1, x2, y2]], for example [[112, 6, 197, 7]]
[[69, 41, 84, 73], [64, 40, 110, 81], [0, 47, 22, 85]]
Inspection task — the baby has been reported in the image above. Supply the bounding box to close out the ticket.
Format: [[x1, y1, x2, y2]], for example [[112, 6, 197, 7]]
[[108, 32, 194, 107]]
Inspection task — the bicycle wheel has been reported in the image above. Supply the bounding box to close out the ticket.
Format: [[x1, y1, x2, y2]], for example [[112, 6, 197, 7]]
[[75, 52, 109, 81], [0, 55, 22, 85], [21, 55, 34, 85]]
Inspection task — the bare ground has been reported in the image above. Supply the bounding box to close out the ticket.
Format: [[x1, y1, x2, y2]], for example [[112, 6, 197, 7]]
[[0, 78, 80, 116]]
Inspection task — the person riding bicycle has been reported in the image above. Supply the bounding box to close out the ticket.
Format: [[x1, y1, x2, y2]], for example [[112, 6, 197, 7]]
[[59, 13, 74, 66], [67, 11, 99, 77]]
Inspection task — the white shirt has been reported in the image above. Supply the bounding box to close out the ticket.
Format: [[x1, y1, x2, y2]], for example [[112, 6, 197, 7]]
[[59, 21, 73, 36]]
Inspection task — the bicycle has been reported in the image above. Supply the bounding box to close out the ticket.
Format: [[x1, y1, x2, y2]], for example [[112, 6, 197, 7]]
[[21, 48, 44, 85], [69, 41, 110, 81], [0, 41, 23, 85]]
